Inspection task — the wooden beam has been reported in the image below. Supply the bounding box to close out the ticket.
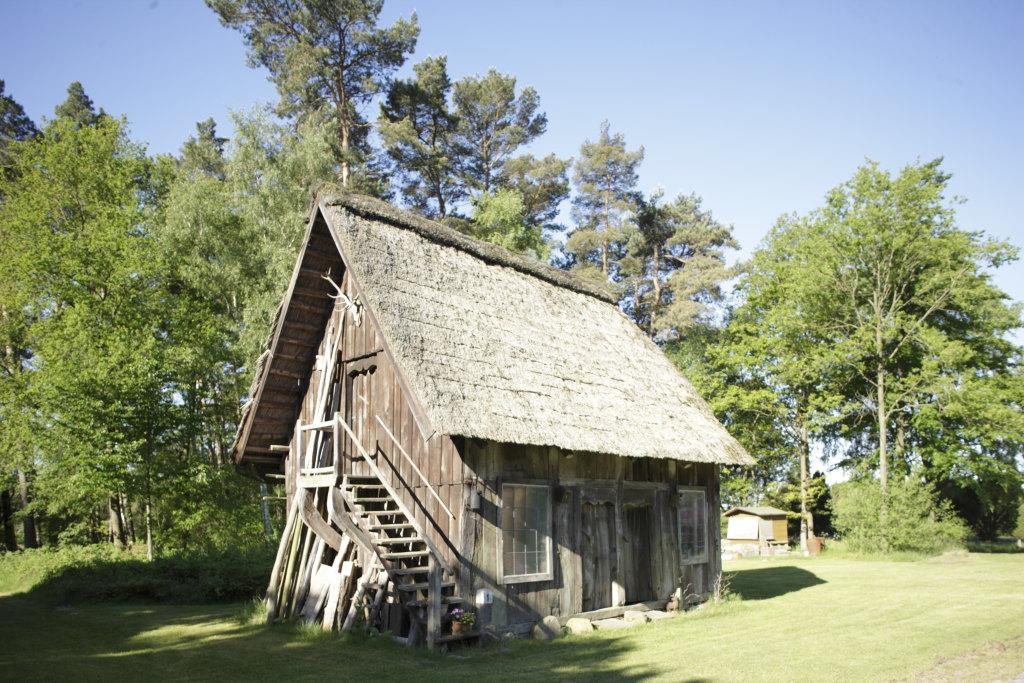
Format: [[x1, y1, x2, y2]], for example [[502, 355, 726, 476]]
[[269, 367, 304, 380], [298, 490, 343, 550]]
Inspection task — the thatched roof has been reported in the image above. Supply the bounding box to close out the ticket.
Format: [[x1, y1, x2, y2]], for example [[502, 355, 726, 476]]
[[233, 193, 753, 468], [725, 506, 790, 518]]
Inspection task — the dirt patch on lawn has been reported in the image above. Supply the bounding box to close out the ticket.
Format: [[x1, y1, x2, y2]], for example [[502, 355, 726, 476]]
[[910, 636, 1024, 682]]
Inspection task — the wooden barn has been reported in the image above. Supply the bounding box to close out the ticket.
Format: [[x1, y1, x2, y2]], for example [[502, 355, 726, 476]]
[[232, 193, 753, 647]]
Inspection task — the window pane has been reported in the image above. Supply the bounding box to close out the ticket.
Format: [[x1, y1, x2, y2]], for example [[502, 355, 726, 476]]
[[680, 490, 707, 562], [501, 484, 551, 580]]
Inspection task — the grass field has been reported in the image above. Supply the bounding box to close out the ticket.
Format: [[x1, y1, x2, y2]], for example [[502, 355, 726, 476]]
[[1, 553, 1022, 681]]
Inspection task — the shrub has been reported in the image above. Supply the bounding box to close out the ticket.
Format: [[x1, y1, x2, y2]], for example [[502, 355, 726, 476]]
[[0, 544, 274, 603], [832, 476, 967, 555]]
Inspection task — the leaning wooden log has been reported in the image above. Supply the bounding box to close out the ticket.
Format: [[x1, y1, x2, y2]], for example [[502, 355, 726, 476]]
[[274, 512, 303, 620], [265, 496, 299, 619], [342, 559, 380, 632], [287, 525, 314, 618], [295, 536, 324, 612]]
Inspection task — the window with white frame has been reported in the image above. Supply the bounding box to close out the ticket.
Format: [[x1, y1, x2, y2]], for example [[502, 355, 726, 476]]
[[500, 483, 553, 583], [678, 488, 708, 564]]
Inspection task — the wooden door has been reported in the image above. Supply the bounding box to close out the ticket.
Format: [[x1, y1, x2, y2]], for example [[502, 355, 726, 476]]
[[581, 500, 616, 612], [624, 503, 655, 603], [343, 364, 376, 476]]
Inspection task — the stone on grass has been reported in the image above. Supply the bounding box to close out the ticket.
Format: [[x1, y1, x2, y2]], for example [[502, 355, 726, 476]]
[[622, 610, 650, 625], [646, 610, 673, 621], [531, 615, 562, 640], [592, 617, 631, 630], [564, 617, 594, 635]]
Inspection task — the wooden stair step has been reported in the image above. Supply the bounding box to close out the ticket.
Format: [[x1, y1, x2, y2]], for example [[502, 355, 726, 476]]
[[407, 596, 464, 608], [397, 581, 455, 592], [368, 523, 413, 530], [353, 497, 393, 503], [390, 567, 429, 576], [376, 537, 424, 545], [382, 550, 430, 559]]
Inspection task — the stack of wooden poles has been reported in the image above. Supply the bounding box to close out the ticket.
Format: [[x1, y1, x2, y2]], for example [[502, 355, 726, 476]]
[[261, 293, 400, 635]]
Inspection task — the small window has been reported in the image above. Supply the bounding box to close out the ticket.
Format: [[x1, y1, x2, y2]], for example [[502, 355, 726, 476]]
[[500, 483, 553, 584], [678, 488, 708, 564]]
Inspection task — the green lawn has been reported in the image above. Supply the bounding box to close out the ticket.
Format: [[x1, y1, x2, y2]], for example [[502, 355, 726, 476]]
[[1, 553, 1022, 681]]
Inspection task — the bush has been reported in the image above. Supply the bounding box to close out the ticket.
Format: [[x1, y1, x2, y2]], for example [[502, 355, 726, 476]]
[[832, 476, 967, 555], [0, 544, 274, 603]]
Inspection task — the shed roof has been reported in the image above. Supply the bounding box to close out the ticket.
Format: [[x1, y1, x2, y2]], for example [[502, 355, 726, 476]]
[[232, 193, 754, 469], [724, 506, 790, 518]]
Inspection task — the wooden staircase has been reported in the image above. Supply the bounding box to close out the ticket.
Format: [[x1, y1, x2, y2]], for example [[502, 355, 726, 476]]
[[278, 411, 474, 648], [340, 474, 468, 644]]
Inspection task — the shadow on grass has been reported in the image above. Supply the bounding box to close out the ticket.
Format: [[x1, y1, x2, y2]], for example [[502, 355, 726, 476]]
[[728, 565, 826, 601], [966, 539, 1024, 554], [0, 590, 665, 682]]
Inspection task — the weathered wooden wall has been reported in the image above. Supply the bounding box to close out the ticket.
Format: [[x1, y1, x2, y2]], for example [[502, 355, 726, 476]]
[[458, 441, 722, 630]]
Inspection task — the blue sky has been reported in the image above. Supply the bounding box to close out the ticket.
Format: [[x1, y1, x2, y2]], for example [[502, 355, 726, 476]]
[[4, 0, 1023, 305]]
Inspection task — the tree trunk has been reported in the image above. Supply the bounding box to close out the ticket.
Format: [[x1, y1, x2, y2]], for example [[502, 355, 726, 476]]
[[798, 419, 810, 553], [16, 469, 38, 548], [895, 414, 907, 474], [1, 488, 17, 551], [877, 362, 888, 495], [145, 498, 154, 561], [337, 65, 350, 186], [649, 245, 662, 335], [123, 493, 137, 546], [109, 494, 127, 549]]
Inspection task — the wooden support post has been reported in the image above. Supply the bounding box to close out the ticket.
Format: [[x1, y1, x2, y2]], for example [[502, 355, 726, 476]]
[[427, 555, 442, 650]]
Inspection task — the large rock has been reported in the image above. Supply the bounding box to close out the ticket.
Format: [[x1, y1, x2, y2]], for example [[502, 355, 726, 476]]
[[564, 617, 594, 635], [646, 610, 674, 621], [531, 615, 562, 640], [592, 617, 631, 630], [622, 610, 651, 625]]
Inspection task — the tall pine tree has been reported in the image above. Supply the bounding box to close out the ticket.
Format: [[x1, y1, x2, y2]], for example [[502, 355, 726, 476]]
[[566, 121, 643, 281], [207, 0, 418, 186]]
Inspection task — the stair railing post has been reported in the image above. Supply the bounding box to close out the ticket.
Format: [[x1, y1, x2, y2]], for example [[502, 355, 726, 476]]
[[427, 554, 442, 650]]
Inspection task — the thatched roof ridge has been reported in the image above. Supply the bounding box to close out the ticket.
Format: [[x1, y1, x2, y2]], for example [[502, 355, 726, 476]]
[[323, 193, 618, 304]]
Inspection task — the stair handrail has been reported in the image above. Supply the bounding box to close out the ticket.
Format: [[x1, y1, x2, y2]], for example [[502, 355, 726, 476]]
[[334, 413, 455, 576], [375, 416, 455, 521]]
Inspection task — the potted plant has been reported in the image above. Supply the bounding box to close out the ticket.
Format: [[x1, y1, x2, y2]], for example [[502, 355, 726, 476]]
[[448, 607, 476, 635]]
